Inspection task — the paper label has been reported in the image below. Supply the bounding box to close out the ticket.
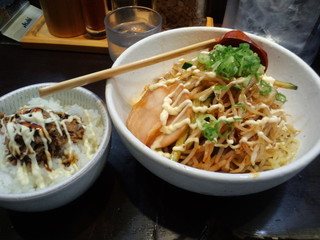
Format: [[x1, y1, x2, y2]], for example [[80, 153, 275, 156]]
[[1, 2, 42, 41]]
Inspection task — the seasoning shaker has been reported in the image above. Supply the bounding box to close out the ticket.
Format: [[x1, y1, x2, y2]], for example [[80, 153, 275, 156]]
[[152, 0, 207, 30]]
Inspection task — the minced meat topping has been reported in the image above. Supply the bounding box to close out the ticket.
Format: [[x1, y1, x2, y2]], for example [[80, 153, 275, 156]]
[[0, 107, 86, 170]]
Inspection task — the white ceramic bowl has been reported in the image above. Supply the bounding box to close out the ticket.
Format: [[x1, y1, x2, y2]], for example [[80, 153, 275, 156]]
[[0, 83, 111, 211], [106, 27, 320, 196]]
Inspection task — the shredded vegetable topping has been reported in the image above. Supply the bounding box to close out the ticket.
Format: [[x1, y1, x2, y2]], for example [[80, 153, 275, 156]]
[[200, 43, 262, 79], [127, 44, 299, 173]]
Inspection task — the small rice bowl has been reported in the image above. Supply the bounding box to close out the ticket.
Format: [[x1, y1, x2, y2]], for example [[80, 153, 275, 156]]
[[0, 97, 104, 194]]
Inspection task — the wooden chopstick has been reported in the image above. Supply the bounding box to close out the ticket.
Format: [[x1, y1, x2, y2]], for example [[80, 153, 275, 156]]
[[39, 38, 217, 97]]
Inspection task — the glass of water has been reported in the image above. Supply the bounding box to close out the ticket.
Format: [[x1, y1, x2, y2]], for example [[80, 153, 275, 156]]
[[105, 6, 162, 61]]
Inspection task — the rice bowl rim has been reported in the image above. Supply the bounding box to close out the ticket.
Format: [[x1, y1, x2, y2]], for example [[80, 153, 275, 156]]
[[0, 83, 111, 200], [106, 26, 320, 184]]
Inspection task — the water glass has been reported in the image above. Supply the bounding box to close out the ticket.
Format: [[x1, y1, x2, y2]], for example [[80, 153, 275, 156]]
[[105, 6, 162, 61]]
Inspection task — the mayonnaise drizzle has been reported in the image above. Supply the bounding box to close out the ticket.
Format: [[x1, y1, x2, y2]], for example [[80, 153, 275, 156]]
[[137, 56, 299, 171], [147, 60, 281, 151], [3, 108, 84, 172], [242, 116, 281, 126]]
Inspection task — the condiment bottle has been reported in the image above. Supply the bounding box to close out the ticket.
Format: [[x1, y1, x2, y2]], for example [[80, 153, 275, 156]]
[[152, 0, 207, 30]]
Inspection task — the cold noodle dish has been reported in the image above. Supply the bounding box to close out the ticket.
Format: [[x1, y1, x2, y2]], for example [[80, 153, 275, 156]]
[[127, 43, 300, 173]]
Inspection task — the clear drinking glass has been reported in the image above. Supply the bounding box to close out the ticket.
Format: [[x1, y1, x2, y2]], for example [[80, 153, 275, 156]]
[[105, 6, 162, 61]]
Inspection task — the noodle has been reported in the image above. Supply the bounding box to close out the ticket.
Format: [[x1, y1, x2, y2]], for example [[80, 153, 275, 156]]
[[127, 45, 300, 173]]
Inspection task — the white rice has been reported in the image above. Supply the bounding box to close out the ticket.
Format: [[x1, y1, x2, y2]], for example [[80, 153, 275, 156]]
[[0, 97, 104, 194]]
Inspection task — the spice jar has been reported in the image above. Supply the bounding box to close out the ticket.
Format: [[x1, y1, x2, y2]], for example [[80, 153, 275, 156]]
[[152, 0, 207, 30]]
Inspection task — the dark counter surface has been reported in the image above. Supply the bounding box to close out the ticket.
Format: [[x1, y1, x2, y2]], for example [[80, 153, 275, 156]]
[[0, 35, 320, 240]]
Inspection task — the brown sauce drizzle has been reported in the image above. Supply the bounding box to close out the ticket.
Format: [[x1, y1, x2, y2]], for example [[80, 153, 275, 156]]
[[2, 107, 86, 171]]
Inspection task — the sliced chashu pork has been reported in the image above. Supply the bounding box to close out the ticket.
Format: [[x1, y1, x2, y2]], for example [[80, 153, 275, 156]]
[[126, 83, 192, 148]]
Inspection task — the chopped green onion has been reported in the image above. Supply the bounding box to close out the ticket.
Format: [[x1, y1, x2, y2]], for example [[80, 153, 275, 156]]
[[274, 80, 298, 90], [206, 43, 262, 79], [214, 85, 229, 91], [182, 62, 193, 70], [231, 84, 244, 92], [196, 114, 216, 130], [214, 120, 232, 138], [275, 92, 287, 103], [242, 77, 251, 87], [200, 117, 233, 142], [202, 121, 218, 142], [259, 79, 272, 96], [232, 103, 246, 112], [197, 52, 211, 64], [233, 117, 243, 121]]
